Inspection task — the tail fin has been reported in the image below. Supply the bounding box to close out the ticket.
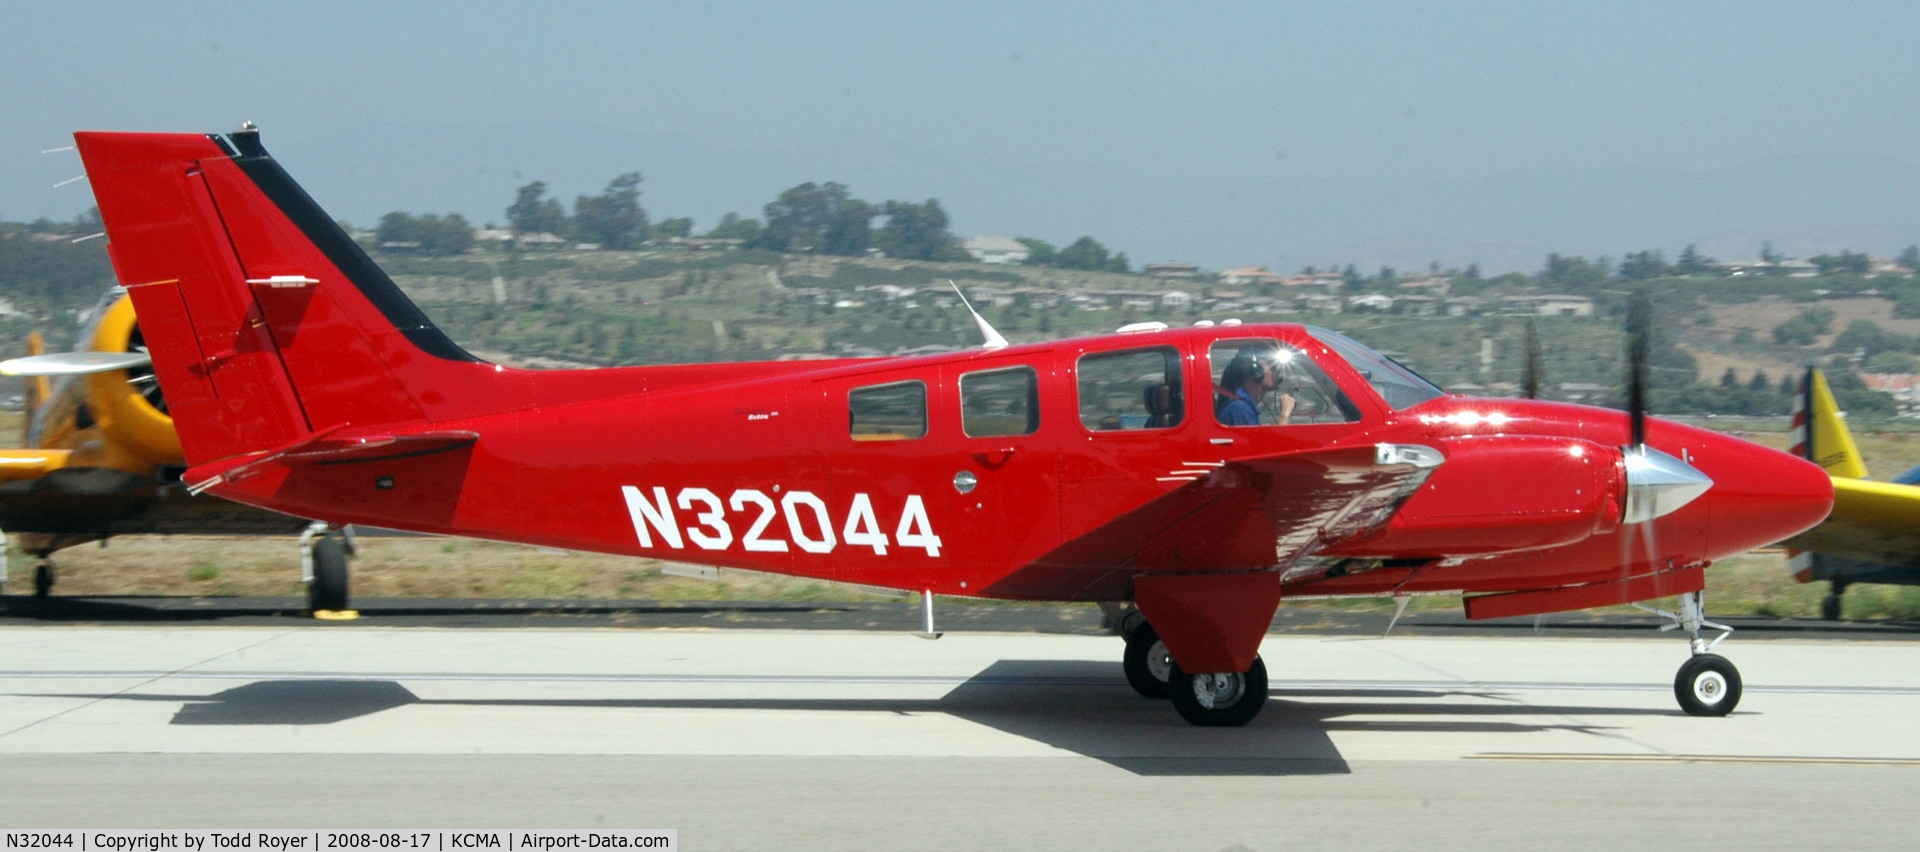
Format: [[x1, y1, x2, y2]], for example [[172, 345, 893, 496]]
[[1790, 367, 1867, 479], [74, 127, 489, 467]]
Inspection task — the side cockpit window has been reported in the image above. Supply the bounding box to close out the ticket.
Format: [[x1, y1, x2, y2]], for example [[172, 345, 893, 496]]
[[849, 380, 927, 441], [1077, 346, 1183, 431], [1306, 326, 1446, 411], [1209, 339, 1360, 426], [961, 366, 1039, 437]]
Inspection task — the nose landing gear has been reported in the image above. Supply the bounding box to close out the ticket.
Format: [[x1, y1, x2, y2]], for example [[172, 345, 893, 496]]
[[1634, 590, 1741, 716]]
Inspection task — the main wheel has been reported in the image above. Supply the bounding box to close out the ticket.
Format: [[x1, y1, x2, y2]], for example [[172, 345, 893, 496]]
[[1674, 653, 1742, 717], [1821, 593, 1843, 621], [309, 536, 350, 612], [1123, 623, 1173, 699], [33, 563, 53, 598], [1167, 656, 1268, 727]]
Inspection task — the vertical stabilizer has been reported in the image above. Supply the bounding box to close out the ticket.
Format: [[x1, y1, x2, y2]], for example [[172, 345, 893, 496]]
[[1790, 367, 1867, 479], [74, 127, 488, 467]]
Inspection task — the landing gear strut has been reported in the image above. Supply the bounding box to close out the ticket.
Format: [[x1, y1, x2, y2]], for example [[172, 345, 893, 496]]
[[1635, 590, 1741, 716], [33, 562, 53, 598], [1822, 579, 1847, 621]]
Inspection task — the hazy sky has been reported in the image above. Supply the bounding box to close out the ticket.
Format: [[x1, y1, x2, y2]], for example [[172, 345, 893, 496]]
[[5, 1, 1918, 273]]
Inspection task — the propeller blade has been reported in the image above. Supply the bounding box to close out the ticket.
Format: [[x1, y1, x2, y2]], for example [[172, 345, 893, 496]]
[[1626, 291, 1651, 447], [0, 351, 151, 377], [1522, 318, 1542, 399]]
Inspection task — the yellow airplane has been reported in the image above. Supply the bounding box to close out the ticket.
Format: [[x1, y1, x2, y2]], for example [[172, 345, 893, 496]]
[[0, 288, 351, 610], [1778, 367, 1920, 619]]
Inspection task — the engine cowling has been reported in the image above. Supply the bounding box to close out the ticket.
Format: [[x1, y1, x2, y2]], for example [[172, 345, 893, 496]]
[[1323, 435, 1622, 558]]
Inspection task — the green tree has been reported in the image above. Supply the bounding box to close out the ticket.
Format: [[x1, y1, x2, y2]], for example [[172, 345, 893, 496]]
[[1538, 254, 1610, 289], [653, 217, 694, 240], [754, 182, 873, 256], [1898, 244, 1920, 271], [376, 211, 419, 247], [1054, 236, 1114, 271], [1620, 250, 1670, 281], [1809, 250, 1870, 275], [1676, 244, 1715, 275], [1774, 308, 1836, 345], [572, 172, 649, 249], [507, 181, 567, 235], [872, 199, 960, 261], [1015, 237, 1056, 266], [1760, 241, 1781, 264], [703, 212, 762, 242]]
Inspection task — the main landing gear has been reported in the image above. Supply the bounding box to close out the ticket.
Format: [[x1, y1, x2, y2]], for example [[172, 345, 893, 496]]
[[1635, 590, 1742, 717], [299, 522, 356, 614], [1110, 606, 1269, 727]]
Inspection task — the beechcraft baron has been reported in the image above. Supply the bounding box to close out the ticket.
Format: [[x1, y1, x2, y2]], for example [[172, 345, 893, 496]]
[[69, 125, 1833, 725]]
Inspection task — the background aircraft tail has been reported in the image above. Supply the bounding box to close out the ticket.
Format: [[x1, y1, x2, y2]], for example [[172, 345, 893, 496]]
[[75, 127, 498, 466], [1790, 367, 1867, 479]]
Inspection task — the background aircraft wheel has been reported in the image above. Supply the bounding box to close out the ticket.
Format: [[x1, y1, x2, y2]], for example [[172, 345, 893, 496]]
[[1122, 623, 1173, 699], [1821, 593, 1843, 621], [33, 563, 53, 598], [1674, 653, 1742, 717], [309, 536, 350, 612], [1167, 656, 1268, 727]]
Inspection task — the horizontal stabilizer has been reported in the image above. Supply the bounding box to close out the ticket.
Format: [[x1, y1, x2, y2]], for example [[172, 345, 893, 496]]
[[186, 428, 479, 494]]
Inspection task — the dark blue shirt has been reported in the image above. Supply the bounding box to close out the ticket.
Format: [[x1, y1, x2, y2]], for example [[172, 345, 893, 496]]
[[1218, 388, 1259, 426]]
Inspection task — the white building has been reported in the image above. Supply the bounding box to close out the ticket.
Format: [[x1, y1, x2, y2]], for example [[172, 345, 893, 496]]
[[963, 236, 1030, 265]]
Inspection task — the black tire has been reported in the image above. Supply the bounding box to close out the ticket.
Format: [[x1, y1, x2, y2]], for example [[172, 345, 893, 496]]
[[33, 563, 53, 598], [1674, 653, 1742, 717], [1167, 656, 1268, 727], [1123, 624, 1173, 699], [309, 536, 350, 612], [1821, 593, 1843, 621]]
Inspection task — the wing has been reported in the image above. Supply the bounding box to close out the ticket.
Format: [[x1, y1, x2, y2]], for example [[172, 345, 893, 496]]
[[0, 449, 74, 485], [1782, 476, 1920, 569], [982, 444, 1438, 600]]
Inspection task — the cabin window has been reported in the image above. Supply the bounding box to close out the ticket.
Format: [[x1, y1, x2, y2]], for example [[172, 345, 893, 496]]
[[1076, 346, 1183, 431], [1306, 326, 1446, 410], [961, 366, 1039, 437], [848, 380, 927, 441], [1209, 339, 1360, 426]]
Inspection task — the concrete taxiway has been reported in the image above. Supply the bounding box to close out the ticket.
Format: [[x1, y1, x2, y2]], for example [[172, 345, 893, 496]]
[[3, 624, 1919, 849]]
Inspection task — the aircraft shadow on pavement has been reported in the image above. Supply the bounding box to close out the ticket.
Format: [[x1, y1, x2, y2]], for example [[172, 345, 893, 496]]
[[28, 660, 1669, 777]]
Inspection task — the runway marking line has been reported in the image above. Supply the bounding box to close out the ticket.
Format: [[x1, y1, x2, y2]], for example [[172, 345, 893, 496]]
[[1470, 753, 1920, 767]]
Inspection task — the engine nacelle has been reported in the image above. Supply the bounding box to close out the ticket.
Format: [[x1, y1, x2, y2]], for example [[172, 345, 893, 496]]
[[1323, 435, 1621, 558]]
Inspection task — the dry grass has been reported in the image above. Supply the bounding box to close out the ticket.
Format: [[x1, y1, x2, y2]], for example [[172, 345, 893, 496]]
[[29, 534, 890, 603]]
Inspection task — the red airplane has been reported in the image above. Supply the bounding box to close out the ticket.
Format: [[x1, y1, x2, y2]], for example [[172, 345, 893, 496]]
[[71, 126, 1833, 726]]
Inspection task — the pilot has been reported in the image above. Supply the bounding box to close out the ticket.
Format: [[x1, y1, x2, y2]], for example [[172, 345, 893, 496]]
[[1216, 350, 1295, 426]]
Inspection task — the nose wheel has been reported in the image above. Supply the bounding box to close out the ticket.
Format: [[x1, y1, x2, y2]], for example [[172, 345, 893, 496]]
[[1635, 590, 1741, 716]]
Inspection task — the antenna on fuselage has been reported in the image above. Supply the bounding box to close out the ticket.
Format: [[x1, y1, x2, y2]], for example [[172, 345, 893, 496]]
[[949, 280, 1008, 350]]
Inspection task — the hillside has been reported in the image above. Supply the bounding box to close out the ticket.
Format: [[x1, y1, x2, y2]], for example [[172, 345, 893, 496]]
[[5, 228, 1918, 422]]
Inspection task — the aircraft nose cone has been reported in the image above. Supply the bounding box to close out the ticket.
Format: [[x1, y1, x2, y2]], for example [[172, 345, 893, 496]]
[[1699, 445, 1834, 556]]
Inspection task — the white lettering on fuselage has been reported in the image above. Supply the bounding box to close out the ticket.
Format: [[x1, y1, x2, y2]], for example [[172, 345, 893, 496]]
[[621, 486, 942, 557]]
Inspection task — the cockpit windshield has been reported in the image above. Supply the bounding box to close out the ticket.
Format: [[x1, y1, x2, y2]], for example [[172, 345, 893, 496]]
[[1306, 326, 1447, 410]]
